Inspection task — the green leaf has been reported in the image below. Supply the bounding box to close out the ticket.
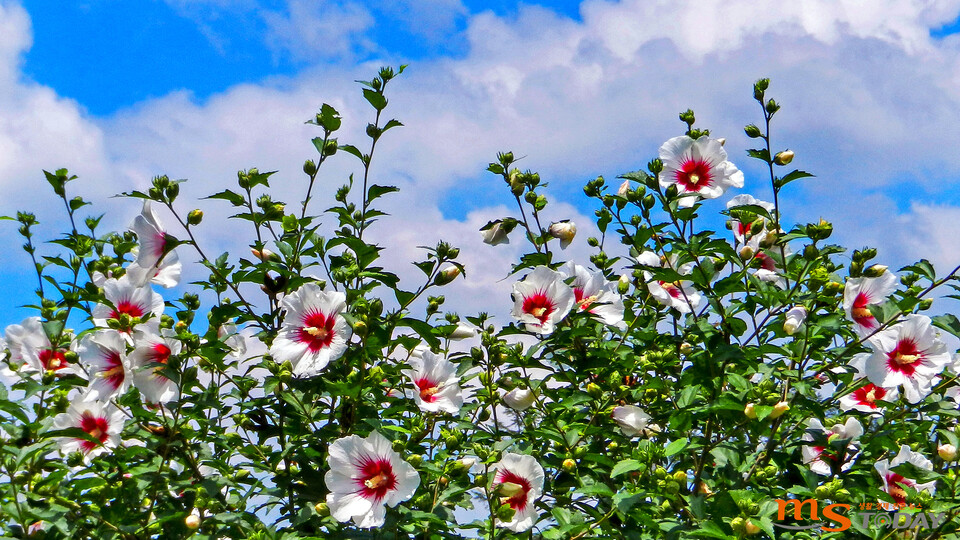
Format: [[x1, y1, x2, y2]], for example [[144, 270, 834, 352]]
[[205, 189, 247, 207], [367, 184, 399, 202], [900, 259, 936, 281], [775, 169, 814, 189], [665, 438, 689, 457], [363, 88, 388, 111], [933, 314, 960, 339], [611, 459, 642, 478]]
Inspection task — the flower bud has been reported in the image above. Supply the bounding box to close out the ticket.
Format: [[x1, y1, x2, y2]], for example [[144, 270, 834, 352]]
[[562, 459, 577, 472], [617, 179, 630, 197], [586, 382, 602, 398], [303, 159, 317, 176], [503, 388, 535, 411], [314, 502, 329, 515], [939, 444, 957, 461], [744, 403, 757, 419], [617, 274, 630, 295], [773, 150, 794, 166], [744, 124, 762, 138], [739, 246, 756, 261], [481, 220, 509, 246], [434, 265, 461, 286], [744, 520, 761, 535], [185, 513, 201, 530], [187, 209, 203, 226], [770, 401, 790, 419], [783, 306, 807, 336], [548, 221, 577, 249], [863, 264, 888, 278]]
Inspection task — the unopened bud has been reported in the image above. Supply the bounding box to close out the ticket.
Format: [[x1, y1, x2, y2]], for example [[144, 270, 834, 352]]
[[185, 513, 201, 529], [770, 401, 790, 419], [562, 459, 576, 472], [617, 274, 630, 295], [739, 246, 756, 261], [617, 179, 630, 197], [773, 150, 794, 166], [503, 388, 535, 411], [434, 266, 461, 286], [547, 221, 576, 249], [187, 209, 203, 226], [939, 444, 957, 461], [863, 264, 888, 278], [783, 306, 807, 336], [744, 519, 761, 535], [314, 502, 329, 515], [744, 403, 757, 419]]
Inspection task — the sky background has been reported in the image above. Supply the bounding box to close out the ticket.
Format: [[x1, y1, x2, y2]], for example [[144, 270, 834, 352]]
[[3, 0, 960, 324]]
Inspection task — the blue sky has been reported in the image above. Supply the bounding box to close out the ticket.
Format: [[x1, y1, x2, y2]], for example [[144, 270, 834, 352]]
[[4, 0, 960, 323]]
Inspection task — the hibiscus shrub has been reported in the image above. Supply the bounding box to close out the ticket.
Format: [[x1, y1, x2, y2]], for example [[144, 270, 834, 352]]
[[2, 69, 960, 539]]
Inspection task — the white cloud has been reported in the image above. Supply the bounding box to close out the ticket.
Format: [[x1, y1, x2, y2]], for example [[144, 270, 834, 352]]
[[5, 0, 960, 324], [261, 0, 374, 61]]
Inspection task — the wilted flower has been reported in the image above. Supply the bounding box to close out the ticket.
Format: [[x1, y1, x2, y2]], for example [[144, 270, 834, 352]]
[[492, 453, 545, 532], [401, 351, 464, 414], [510, 266, 575, 335], [270, 283, 352, 377], [559, 262, 625, 329], [548, 221, 576, 249], [801, 418, 863, 475], [637, 251, 703, 313], [612, 405, 658, 437], [783, 305, 806, 335], [503, 388, 536, 411], [863, 314, 950, 403], [658, 135, 744, 207], [324, 431, 420, 528], [128, 201, 180, 288], [52, 398, 125, 459], [874, 445, 936, 505], [844, 271, 898, 336]]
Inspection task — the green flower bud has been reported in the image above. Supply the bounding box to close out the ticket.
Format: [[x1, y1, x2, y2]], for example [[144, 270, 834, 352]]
[[744, 124, 762, 138], [187, 209, 203, 226]]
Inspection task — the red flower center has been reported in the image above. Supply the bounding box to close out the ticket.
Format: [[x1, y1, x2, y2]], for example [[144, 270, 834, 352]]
[[755, 252, 777, 272], [853, 384, 885, 408], [38, 348, 67, 371], [356, 457, 397, 502], [885, 473, 913, 504], [102, 351, 125, 389], [153, 232, 167, 258], [675, 158, 713, 192], [522, 292, 555, 324], [110, 300, 145, 320], [298, 311, 336, 352], [851, 293, 875, 327], [886, 339, 922, 376], [659, 281, 683, 299], [574, 288, 597, 312], [79, 411, 110, 452], [416, 378, 440, 403], [496, 470, 532, 511]]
